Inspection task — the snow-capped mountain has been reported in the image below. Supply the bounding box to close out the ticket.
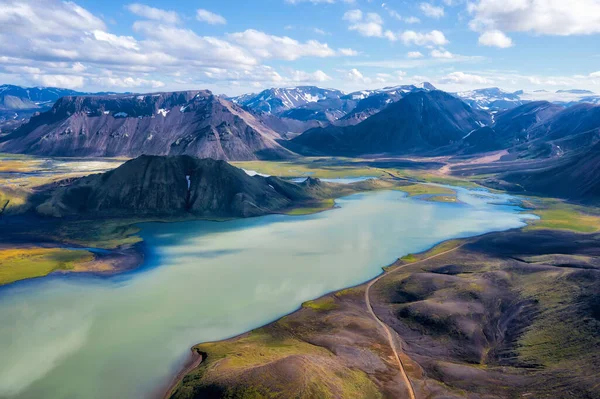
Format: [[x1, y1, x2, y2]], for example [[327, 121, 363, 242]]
[[0, 85, 86, 110], [455, 88, 526, 112], [0, 85, 122, 122], [336, 82, 437, 125], [230, 86, 345, 114], [344, 82, 436, 101], [456, 87, 600, 112]]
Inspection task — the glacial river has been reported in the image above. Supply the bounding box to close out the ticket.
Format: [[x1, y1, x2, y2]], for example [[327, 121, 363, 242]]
[[0, 188, 534, 398]]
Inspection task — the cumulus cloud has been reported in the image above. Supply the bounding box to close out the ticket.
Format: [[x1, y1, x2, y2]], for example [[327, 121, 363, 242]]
[[420, 3, 444, 18], [430, 49, 454, 58], [381, 3, 420, 23], [0, 0, 347, 92], [91, 30, 139, 51], [346, 11, 383, 37], [289, 69, 331, 82], [196, 9, 227, 25], [228, 29, 336, 60], [478, 30, 513, 48], [343, 9, 396, 40], [400, 30, 449, 46], [468, 0, 600, 36], [407, 51, 424, 58], [126, 4, 179, 24], [92, 75, 165, 89], [439, 71, 492, 84], [0, 0, 105, 36], [338, 48, 359, 56], [31, 74, 85, 88]]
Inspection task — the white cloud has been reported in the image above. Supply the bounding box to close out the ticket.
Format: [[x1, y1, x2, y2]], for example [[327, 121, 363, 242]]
[[343, 9, 363, 23], [407, 51, 424, 58], [400, 30, 449, 46], [0, 0, 106, 36], [381, 3, 421, 23], [31, 74, 85, 88], [478, 30, 513, 48], [338, 48, 359, 56], [468, 0, 600, 36], [420, 3, 444, 18], [72, 62, 86, 73], [590, 71, 600, 78], [92, 30, 139, 50], [430, 49, 454, 58], [346, 68, 367, 82], [126, 4, 179, 24], [404, 16, 421, 24], [196, 9, 227, 25], [344, 10, 398, 40], [439, 71, 492, 84], [92, 75, 165, 88], [0, 0, 354, 93], [289, 69, 331, 82], [228, 29, 336, 60]]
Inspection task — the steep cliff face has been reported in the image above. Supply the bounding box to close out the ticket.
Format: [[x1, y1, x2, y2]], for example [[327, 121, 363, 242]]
[[0, 91, 294, 161], [37, 155, 325, 218]]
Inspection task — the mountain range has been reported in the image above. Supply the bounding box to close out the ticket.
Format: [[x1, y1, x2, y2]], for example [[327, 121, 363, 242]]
[[0, 91, 292, 160], [455, 87, 600, 111], [1, 83, 599, 162]]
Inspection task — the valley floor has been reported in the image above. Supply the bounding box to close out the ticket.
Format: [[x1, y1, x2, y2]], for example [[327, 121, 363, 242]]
[[1, 154, 600, 399]]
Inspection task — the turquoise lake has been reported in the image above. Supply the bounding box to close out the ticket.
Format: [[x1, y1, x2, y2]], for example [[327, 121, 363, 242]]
[[0, 188, 535, 398]]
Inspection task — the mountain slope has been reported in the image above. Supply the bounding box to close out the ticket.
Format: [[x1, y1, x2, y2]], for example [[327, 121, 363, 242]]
[[37, 155, 327, 218], [502, 141, 600, 201], [510, 103, 600, 158], [0, 91, 294, 160], [461, 101, 564, 153], [292, 90, 490, 156]]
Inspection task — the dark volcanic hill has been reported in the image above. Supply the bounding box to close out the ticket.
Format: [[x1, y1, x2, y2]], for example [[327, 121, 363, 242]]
[[0, 91, 294, 161], [501, 141, 600, 201], [36, 155, 328, 218], [291, 90, 490, 156]]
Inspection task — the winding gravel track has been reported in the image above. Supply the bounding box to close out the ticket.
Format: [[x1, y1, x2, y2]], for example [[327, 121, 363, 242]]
[[364, 245, 464, 399]]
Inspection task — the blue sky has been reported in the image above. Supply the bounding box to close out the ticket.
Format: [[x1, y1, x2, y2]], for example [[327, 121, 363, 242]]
[[1, 0, 599, 96]]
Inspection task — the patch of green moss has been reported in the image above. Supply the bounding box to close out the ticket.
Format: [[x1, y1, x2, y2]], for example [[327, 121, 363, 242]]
[[395, 183, 456, 197], [0, 247, 95, 285], [286, 199, 335, 216], [302, 296, 338, 311], [524, 199, 600, 233]]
